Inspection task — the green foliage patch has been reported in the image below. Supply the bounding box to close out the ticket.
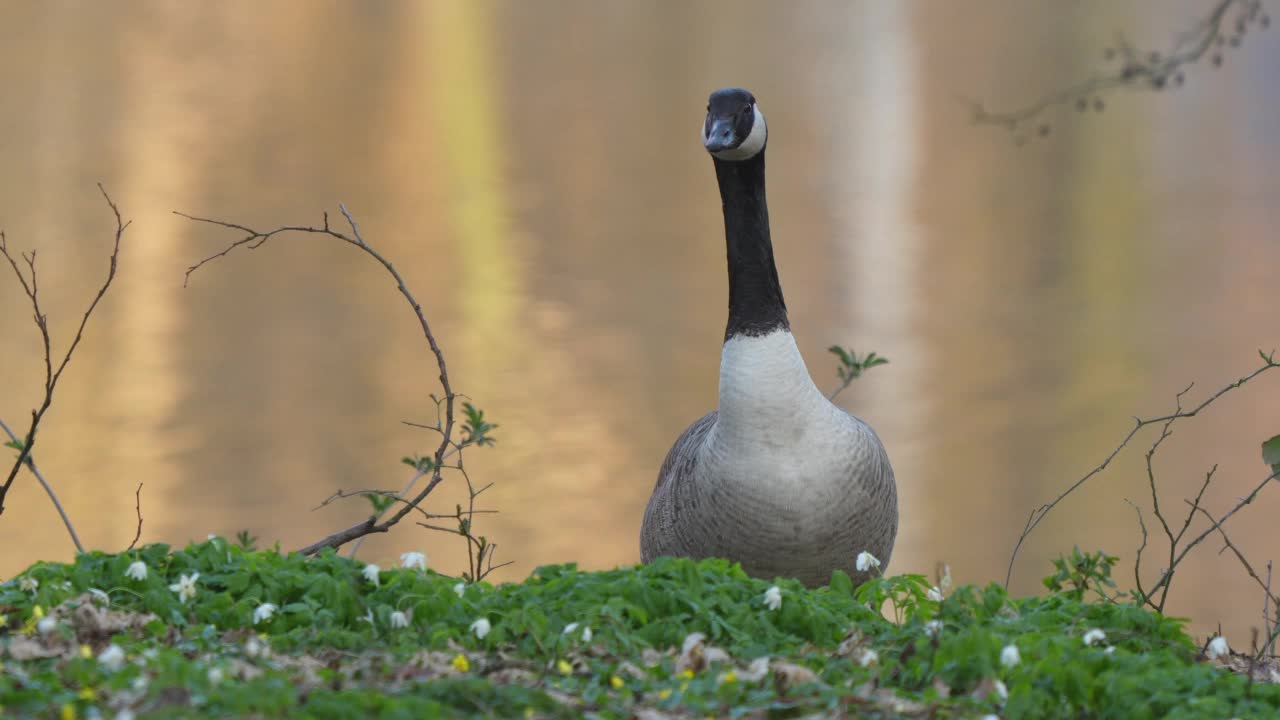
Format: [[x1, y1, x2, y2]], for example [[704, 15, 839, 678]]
[[0, 541, 1275, 718]]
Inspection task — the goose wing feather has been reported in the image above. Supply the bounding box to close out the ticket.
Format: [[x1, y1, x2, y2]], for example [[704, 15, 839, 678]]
[[640, 410, 717, 562]]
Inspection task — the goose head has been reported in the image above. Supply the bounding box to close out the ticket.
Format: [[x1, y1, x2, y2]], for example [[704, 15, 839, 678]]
[[701, 87, 767, 161]]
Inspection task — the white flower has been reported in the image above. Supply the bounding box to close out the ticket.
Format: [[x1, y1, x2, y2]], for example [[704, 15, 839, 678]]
[[981, 716, 1000, 720], [89, 588, 110, 605], [207, 666, 224, 684], [362, 564, 381, 587], [245, 635, 268, 658], [359, 608, 375, 625], [855, 551, 881, 573], [741, 656, 772, 682], [125, 561, 148, 581], [924, 620, 943, 638], [562, 622, 591, 642], [1104, 645, 1116, 655], [857, 648, 878, 667], [37, 616, 56, 634], [97, 644, 126, 672], [252, 603, 277, 625], [453, 582, 466, 598], [993, 679, 1009, 701], [763, 585, 782, 611], [168, 573, 200, 604], [1207, 635, 1230, 660], [1082, 628, 1107, 646], [390, 610, 410, 629], [18, 576, 38, 593], [926, 586, 944, 602], [399, 552, 428, 571], [470, 618, 491, 639], [1000, 644, 1020, 668]]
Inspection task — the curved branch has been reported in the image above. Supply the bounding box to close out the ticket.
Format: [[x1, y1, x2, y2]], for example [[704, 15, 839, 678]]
[[178, 205, 457, 555]]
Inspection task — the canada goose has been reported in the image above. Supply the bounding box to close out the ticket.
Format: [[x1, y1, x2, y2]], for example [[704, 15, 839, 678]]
[[639, 88, 898, 588]]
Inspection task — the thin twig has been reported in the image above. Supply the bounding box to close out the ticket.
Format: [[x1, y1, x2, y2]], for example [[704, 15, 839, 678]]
[[1143, 389, 1192, 610], [0, 417, 84, 553], [1188, 502, 1280, 611], [968, 0, 1255, 141], [1140, 466, 1280, 604], [828, 375, 856, 402], [344, 469, 431, 559], [1266, 561, 1275, 656], [179, 206, 457, 555], [1146, 465, 1217, 612], [1005, 352, 1279, 587], [127, 483, 144, 551], [0, 184, 127, 517], [1125, 499, 1150, 605]]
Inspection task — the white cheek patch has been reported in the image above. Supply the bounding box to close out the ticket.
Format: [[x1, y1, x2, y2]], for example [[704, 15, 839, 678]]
[[711, 105, 767, 161]]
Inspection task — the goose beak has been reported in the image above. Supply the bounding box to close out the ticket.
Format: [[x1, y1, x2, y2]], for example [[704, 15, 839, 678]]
[[703, 118, 738, 153]]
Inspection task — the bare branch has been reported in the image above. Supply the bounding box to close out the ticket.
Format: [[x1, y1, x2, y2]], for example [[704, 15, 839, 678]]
[[178, 205, 458, 555], [1006, 353, 1280, 587], [1141, 466, 1280, 603], [0, 416, 84, 553], [1267, 561, 1275, 657], [0, 184, 128, 516], [1125, 498, 1151, 608], [1185, 498, 1280, 611], [127, 483, 144, 552], [968, 0, 1261, 143], [314, 483, 434, 524]]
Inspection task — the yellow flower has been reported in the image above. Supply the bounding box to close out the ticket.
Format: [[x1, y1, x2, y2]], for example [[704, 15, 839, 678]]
[[0, 613, 8, 626], [677, 669, 695, 680], [77, 688, 96, 701], [32, 606, 45, 620], [451, 654, 470, 672], [609, 675, 624, 689], [658, 688, 672, 699], [720, 670, 737, 684], [557, 659, 573, 675], [60, 704, 75, 720], [78, 645, 92, 660]]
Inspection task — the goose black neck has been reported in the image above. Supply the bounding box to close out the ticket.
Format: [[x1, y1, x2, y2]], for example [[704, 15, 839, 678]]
[[714, 151, 788, 341]]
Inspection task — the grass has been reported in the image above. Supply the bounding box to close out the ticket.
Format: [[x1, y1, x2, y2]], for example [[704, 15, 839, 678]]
[[1, 539, 1276, 719]]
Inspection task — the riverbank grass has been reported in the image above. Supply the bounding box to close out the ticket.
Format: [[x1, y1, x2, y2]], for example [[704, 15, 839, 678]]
[[2, 539, 1276, 718]]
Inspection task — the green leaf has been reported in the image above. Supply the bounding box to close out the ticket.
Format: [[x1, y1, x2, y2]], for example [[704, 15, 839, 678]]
[[402, 455, 435, 472], [828, 569, 854, 596], [827, 345, 854, 367], [3, 439, 23, 451], [1264, 434, 1280, 476]]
